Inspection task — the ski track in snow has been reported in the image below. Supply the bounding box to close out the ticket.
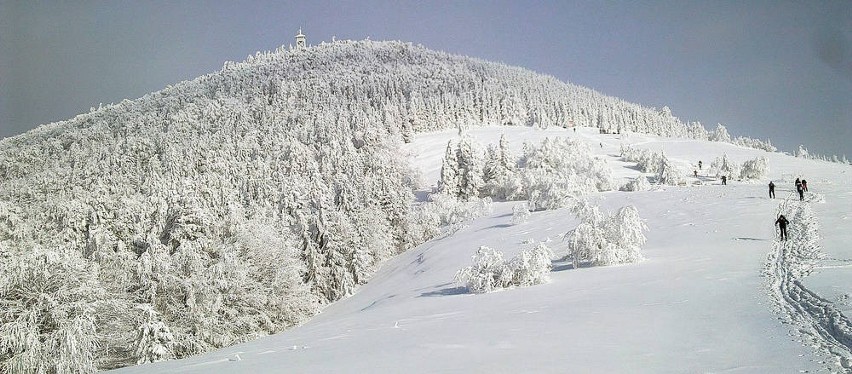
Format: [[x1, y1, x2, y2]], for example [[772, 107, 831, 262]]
[[766, 192, 852, 371]]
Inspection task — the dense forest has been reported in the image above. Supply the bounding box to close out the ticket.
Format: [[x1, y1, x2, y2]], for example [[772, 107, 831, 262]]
[[0, 39, 774, 372]]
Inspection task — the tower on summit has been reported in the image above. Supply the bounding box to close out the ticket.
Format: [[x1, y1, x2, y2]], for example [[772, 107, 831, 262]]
[[295, 28, 306, 50]]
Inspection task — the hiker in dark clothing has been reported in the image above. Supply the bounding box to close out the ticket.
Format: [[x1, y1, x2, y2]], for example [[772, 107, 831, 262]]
[[801, 179, 808, 192], [721, 175, 727, 185], [698, 160, 702, 170], [769, 181, 775, 198], [795, 178, 804, 201], [775, 215, 789, 241]]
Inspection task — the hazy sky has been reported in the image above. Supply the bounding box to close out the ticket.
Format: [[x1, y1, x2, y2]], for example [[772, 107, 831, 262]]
[[1, 1, 850, 156]]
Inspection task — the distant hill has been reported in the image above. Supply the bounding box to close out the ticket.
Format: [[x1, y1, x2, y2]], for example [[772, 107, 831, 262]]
[[0, 39, 773, 372]]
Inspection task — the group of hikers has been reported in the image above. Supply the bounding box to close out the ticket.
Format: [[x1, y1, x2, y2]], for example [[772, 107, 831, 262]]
[[691, 158, 801, 242], [768, 178, 807, 200], [771, 177, 809, 242]]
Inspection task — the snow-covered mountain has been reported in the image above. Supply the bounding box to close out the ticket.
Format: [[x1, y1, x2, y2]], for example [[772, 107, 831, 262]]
[[1, 39, 847, 373]]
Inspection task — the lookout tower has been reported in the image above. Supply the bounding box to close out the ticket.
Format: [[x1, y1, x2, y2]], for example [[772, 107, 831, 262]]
[[295, 28, 306, 50]]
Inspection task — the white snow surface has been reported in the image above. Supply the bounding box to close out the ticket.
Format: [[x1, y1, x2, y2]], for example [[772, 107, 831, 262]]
[[114, 126, 852, 373]]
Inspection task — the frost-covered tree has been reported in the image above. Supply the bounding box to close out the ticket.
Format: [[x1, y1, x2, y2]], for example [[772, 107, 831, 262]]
[[795, 144, 809, 159], [621, 146, 662, 174], [608, 205, 647, 263], [566, 202, 647, 268], [455, 246, 511, 293], [518, 138, 611, 210], [709, 154, 740, 180], [511, 202, 531, 225], [656, 153, 684, 186], [482, 134, 519, 199], [507, 243, 553, 286], [739, 156, 769, 180], [134, 304, 175, 364], [438, 140, 459, 196], [455, 135, 485, 200], [620, 175, 651, 191], [710, 123, 732, 143], [455, 244, 553, 293], [0, 249, 106, 374]]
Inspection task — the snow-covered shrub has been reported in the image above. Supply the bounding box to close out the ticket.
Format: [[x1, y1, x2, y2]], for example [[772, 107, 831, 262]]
[[456, 244, 554, 293], [656, 153, 684, 186], [518, 138, 612, 210], [455, 246, 512, 293], [608, 205, 647, 263], [739, 156, 769, 180], [620, 175, 651, 191], [621, 146, 661, 174], [523, 168, 580, 211], [709, 154, 740, 180], [512, 203, 531, 225], [422, 193, 493, 227], [566, 203, 647, 268], [507, 243, 554, 286]]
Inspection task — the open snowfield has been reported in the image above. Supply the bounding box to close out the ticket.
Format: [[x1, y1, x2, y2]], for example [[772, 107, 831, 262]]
[[114, 126, 852, 373]]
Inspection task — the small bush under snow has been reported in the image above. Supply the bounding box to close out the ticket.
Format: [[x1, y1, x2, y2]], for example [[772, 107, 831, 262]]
[[620, 175, 652, 191], [456, 244, 553, 293], [566, 203, 647, 268], [739, 156, 769, 180], [511, 203, 531, 225]]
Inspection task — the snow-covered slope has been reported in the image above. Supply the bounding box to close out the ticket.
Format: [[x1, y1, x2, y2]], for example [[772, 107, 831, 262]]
[[115, 126, 852, 373]]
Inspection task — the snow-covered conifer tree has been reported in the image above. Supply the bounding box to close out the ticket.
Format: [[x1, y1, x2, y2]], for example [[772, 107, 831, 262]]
[[134, 304, 175, 364], [455, 135, 484, 200], [439, 140, 459, 196], [482, 134, 519, 199]]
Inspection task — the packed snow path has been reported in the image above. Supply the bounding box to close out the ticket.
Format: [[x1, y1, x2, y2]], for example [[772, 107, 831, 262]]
[[766, 193, 852, 371]]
